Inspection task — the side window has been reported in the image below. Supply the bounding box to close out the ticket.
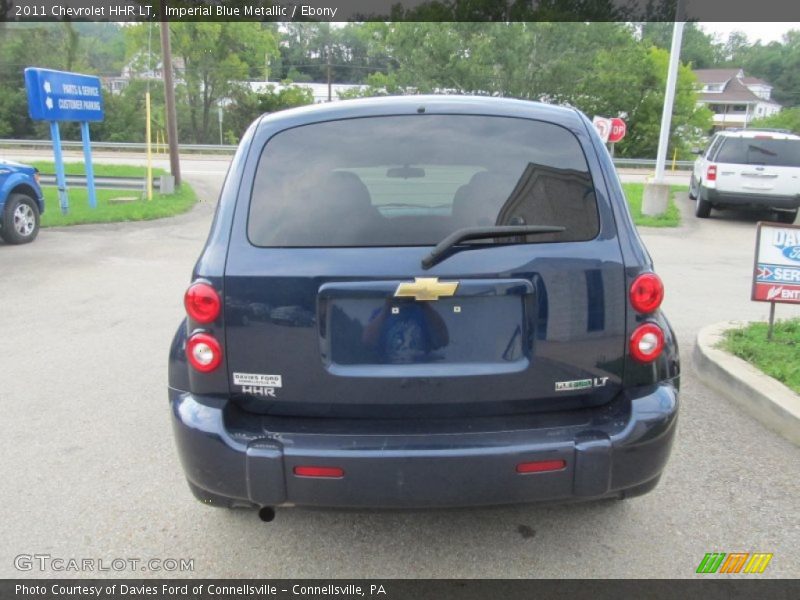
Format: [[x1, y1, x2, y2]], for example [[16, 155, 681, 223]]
[[705, 136, 723, 160]]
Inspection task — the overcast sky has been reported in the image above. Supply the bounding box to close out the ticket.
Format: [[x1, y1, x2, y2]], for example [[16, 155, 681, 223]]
[[699, 22, 800, 44]]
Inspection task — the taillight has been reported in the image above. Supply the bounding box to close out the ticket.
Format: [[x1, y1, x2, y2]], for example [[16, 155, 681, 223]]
[[629, 323, 664, 363], [184, 282, 221, 324], [706, 164, 717, 181], [186, 332, 222, 372], [629, 273, 664, 314]]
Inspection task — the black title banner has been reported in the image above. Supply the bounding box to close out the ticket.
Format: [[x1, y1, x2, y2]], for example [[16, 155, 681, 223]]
[[2, 0, 800, 23], [3, 580, 800, 600]]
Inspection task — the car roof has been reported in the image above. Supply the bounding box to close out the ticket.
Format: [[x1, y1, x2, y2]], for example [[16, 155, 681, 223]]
[[715, 129, 800, 141], [256, 95, 587, 131]]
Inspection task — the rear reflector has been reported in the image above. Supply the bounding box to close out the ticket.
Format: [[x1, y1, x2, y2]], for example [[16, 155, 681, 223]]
[[629, 322, 665, 363], [706, 164, 717, 181], [516, 459, 566, 474], [186, 332, 223, 372], [293, 466, 345, 478]]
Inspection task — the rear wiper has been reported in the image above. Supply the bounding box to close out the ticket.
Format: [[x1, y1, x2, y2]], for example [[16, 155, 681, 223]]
[[421, 225, 566, 270]]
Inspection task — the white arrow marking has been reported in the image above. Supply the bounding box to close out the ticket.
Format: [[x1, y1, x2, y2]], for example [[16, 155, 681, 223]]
[[45, 97, 53, 110], [43, 80, 51, 94]]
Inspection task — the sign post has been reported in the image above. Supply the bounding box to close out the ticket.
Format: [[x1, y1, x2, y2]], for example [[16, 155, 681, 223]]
[[80, 122, 98, 209], [48, 121, 69, 214], [24, 68, 105, 213], [751, 222, 800, 340]]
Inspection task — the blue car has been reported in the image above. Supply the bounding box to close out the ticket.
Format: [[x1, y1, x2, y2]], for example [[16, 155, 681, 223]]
[[169, 96, 680, 520], [0, 159, 44, 244]]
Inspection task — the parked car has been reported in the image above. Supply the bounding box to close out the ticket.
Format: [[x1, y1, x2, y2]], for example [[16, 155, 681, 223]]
[[690, 129, 800, 222], [169, 96, 680, 519], [0, 159, 44, 244]]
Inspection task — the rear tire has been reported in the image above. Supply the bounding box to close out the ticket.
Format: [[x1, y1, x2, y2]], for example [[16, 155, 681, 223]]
[[775, 208, 798, 224], [695, 196, 712, 218], [0, 193, 40, 244], [688, 175, 698, 200]]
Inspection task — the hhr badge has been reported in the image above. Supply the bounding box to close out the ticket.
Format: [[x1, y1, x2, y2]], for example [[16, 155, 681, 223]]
[[394, 277, 459, 301]]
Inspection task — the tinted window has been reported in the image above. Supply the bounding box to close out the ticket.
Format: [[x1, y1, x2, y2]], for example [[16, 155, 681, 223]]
[[248, 115, 599, 247], [705, 135, 723, 158], [715, 137, 800, 167]]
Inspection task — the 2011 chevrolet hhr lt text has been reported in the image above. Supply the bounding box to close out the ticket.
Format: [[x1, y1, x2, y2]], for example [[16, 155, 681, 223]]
[[168, 96, 680, 519]]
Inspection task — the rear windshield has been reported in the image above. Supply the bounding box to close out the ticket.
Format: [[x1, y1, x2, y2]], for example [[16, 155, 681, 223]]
[[715, 137, 800, 167], [248, 115, 599, 247]]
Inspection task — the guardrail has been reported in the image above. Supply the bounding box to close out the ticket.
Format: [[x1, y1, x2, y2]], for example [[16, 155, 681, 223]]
[[0, 138, 236, 154], [38, 174, 162, 191], [1, 138, 697, 168], [614, 158, 694, 170]]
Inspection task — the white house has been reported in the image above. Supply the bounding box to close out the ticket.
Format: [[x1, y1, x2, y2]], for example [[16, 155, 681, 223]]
[[693, 68, 782, 130]]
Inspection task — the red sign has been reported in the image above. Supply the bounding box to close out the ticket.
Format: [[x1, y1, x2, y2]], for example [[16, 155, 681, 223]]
[[608, 118, 627, 143], [592, 116, 611, 143]]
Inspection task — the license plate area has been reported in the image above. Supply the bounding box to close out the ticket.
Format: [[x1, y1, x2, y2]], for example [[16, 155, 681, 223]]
[[318, 279, 534, 377]]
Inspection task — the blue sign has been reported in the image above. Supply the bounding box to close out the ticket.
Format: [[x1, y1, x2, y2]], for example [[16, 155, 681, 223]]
[[24, 68, 104, 122]]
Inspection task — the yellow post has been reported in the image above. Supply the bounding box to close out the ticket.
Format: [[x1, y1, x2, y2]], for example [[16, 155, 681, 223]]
[[145, 91, 153, 201], [671, 147, 677, 172]]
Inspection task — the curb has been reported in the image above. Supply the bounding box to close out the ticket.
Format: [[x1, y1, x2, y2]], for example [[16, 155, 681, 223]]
[[694, 321, 800, 446]]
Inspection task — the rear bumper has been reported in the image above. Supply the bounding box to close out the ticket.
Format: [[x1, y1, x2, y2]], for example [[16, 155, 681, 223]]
[[702, 188, 800, 210], [170, 383, 679, 509]]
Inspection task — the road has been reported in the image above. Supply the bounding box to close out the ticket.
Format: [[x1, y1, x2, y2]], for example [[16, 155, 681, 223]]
[[1, 167, 798, 579]]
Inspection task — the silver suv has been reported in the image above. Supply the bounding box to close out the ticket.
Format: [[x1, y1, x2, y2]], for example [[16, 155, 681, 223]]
[[690, 129, 800, 223]]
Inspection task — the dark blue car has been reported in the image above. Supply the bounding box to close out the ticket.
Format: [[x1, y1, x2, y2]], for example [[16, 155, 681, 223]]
[[0, 160, 44, 244], [169, 96, 680, 520]]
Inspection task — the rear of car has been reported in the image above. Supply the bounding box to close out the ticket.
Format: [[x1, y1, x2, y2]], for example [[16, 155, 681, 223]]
[[168, 97, 680, 514], [691, 130, 800, 222], [0, 160, 44, 244]]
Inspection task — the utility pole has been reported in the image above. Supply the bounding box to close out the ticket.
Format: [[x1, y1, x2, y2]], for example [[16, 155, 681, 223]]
[[642, 19, 685, 215], [160, 20, 181, 187], [326, 46, 332, 102], [653, 21, 685, 183]]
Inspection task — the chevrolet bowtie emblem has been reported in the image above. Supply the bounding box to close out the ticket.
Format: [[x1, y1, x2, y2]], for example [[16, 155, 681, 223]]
[[394, 277, 459, 301]]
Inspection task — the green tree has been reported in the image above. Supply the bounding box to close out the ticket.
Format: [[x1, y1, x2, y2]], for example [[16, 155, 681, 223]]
[[224, 83, 314, 142], [750, 107, 800, 133], [641, 22, 723, 68], [577, 46, 712, 157], [125, 23, 279, 143]]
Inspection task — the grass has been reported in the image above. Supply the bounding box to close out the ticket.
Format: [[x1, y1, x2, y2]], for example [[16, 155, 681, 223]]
[[720, 319, 800, 394], [40, 183, 197, 227], [29, 160, 167, 178], [621, 183, 685, 228]]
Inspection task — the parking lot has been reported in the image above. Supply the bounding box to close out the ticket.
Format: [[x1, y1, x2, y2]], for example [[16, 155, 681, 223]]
[[1, 165, 799, 578]]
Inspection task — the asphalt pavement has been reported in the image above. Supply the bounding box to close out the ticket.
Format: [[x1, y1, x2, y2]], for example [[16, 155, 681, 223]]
[[1, 166, 798, 579]]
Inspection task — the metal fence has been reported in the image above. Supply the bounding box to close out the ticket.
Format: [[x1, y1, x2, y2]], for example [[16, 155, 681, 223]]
[[0, 138, 236, 155], [37, 174, 162, 191]]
